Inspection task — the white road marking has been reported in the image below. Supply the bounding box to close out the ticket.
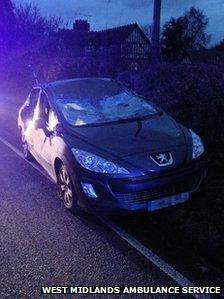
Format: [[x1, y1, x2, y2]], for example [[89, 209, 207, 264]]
[[98, 216, 211, 299], [0, 135, 212, 299]]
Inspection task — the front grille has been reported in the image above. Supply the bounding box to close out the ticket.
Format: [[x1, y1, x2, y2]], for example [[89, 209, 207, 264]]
[[113, 175, 202, 207]]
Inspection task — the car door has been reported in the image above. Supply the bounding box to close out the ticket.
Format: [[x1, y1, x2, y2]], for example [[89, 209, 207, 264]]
[[34, 90, 56, 174], [22, 88, 41, 154]]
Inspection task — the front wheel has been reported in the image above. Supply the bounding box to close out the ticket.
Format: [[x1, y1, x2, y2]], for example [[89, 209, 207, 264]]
[[57, 164, 80, 213]]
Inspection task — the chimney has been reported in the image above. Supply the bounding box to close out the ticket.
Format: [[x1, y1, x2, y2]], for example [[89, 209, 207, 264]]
[[73, 20, 90, 31]]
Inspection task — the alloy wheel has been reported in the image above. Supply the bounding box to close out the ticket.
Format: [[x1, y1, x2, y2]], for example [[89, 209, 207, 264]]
[[59, 166, 73, 209]]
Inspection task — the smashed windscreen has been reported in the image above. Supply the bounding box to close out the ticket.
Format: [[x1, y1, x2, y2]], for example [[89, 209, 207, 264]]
[[53, 79, 158, 126]]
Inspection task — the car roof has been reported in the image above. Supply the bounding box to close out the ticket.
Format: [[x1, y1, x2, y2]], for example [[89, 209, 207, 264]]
[[35, 77, 114, 90]]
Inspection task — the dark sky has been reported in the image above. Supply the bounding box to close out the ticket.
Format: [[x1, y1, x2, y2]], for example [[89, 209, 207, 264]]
[[14, 0, 224, 45]]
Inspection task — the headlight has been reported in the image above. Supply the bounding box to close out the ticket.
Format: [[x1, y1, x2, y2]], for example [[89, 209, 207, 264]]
[[72, 148, 130, 174], [189, 130, 204, 159]]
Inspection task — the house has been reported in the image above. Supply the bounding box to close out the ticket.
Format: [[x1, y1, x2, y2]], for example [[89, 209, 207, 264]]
[[58, 20, 151, 66]]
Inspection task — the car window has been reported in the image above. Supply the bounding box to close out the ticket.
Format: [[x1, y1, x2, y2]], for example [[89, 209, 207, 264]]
[[39, 91, 51, 122], [54, 79, 158, 126], [55, 93, 158, 127], [29, 88, 40, 109], [39, 91, 59, 131], [48, 110, 59, 131]]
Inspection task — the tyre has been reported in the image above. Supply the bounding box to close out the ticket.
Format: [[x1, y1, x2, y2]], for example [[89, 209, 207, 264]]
[[57, 164, 80, 213]]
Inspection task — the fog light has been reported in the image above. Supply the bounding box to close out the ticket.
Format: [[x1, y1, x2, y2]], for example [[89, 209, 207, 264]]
[[81, 182, 98, 199]]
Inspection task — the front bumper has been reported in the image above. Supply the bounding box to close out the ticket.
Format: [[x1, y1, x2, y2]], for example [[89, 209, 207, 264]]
[[72, 158, 206, 213]]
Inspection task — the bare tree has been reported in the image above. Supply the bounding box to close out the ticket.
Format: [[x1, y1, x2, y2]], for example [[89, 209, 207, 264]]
[[15, 3, 63, 40], [0, 0, 16, 50], [151, 0, 162, 66]]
